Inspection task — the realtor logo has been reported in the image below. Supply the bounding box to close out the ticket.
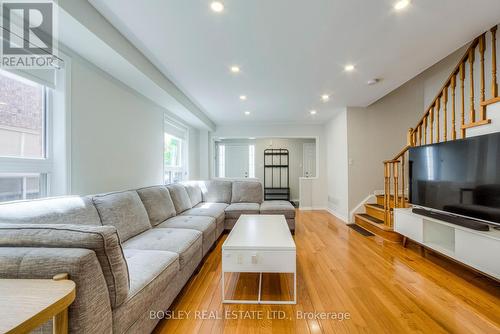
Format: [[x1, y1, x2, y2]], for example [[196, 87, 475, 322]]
[[1, 0, 58, 68]]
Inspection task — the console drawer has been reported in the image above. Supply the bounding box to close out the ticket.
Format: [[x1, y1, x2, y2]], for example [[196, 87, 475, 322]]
[[222, 250, 296, 273]]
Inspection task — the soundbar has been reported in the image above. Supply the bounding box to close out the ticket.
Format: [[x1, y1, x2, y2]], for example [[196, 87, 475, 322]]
[[412, 208, 490, 232]]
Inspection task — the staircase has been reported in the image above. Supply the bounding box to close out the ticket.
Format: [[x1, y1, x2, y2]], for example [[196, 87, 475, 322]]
[[354, 25, 500, 241]]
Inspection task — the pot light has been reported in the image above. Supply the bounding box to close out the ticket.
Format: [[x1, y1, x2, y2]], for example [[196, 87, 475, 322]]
[[239, 95, 247, 100], [344, 64, 355, 72], [321, 94, 330, 102], [310, 110, 317, 115], [230, 65, 240, 73], [394, 0, 410, 10], [244, 111, 251, 116], [210, 1, 224, 12], [0, 102, 7, 105]]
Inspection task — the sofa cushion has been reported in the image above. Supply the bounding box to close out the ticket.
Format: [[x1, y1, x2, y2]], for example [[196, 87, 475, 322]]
[[181, 181, 203, 207], [115, 249, 179, 334], [224, 203, 260, 219], [231, 181, 263, 203], [260, 200, 296, 219], [156, 215, 216, 256], [93, 191, 151, 242], [123, 228, 202, 269], [166, 184, 192, 214], [0, 223, 129, 308], [136, 186, 176, 227], [201, 180, 232, 203], [123, 249, 179, 300], [181, 202, 228, 222], [0, 196, 101, 225]]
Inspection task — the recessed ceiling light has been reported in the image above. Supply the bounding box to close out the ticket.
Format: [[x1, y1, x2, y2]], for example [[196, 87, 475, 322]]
[[230, 65, 240, 73], [210, 1, 224, 12], [0, 102, 7, 105], [394, 0, 410, 10], [310, 110, 317, 115], [239, 95, 247, 100], [244, 111, 251, 115], [344, 64, 355, 72], [321, 94, 330, 102], [249, 137, 256, 140]]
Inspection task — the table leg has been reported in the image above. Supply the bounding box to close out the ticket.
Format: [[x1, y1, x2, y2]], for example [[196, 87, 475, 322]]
[[221, 271, 225, 302], [258, 273, 262, 303], [53, 309, 68, 334]]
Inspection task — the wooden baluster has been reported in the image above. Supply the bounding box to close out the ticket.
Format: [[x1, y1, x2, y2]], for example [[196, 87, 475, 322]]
[[468, 47, 476, 123], [407, 128, 414, 147], [492, 26, 498, 98], [479, 34, 486, 120], [436, 97, 440, 142], [424, 115, 427, 144], [430, 107, 434, 143], [451, 75, 457, 140], [419, 124, 422, 146], [443, 87, 448, 141], [460, 62, 466, 138], [401, 156, 405, 208], [384, 162, 390, 225]]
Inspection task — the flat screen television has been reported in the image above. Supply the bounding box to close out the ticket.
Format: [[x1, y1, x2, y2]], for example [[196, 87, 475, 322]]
[[409, 132, 500, 227]]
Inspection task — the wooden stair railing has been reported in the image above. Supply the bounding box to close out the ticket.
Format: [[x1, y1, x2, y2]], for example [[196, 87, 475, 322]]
[[381, 25, 500, 229]]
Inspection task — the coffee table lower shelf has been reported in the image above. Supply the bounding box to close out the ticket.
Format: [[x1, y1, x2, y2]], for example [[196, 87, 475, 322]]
[[221, 271, 297, 305]]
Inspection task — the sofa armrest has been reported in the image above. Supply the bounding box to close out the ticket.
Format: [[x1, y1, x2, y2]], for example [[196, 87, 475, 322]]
[[0, 223, 129, 308], [0, 247, 113, 333]]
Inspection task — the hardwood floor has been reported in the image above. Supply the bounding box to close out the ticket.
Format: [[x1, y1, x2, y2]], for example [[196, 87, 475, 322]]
[[154, 210, 500, 334]]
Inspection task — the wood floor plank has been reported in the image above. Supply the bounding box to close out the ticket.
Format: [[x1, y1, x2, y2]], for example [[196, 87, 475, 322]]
[[154, 210, 500, 334]]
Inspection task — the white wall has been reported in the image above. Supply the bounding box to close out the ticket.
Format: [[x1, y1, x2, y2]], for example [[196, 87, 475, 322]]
[[325, 109, 349, 221], [215, 137, 316, 200], [70, 55, 200, 195], [213, 123, 327, 208]]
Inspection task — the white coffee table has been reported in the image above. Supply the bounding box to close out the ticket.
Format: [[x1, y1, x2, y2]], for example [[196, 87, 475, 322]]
[[221, 214, 296, 304]]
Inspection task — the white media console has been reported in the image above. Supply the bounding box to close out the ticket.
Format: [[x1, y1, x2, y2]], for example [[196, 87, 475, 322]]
[[394, 208, 500, 280]]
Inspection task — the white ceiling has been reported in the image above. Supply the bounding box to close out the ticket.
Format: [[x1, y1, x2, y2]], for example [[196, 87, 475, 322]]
[[88, 0, 500, 125]]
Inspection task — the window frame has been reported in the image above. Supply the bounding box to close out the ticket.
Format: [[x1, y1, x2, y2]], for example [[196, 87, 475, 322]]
[[0, 70, 53, 199], [0, 51, 71, 201], [163, 116, 189, 185]]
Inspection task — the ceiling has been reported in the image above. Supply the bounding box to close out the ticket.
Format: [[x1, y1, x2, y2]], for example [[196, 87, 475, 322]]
[[88, 0, 500, 125]]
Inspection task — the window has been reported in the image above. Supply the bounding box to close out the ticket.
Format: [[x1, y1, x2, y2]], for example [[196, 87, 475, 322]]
[[0, 69, 51, 202], [248, 144, 255, 178], [164, 118, 188, 184], [218, 144, 225, 177], [0, 69, 45, 158]]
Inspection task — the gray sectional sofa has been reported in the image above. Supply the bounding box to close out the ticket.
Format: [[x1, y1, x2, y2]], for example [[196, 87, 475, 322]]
[[0, 179, 295, 333]]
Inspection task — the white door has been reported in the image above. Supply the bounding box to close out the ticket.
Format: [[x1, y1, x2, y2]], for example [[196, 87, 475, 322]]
[[225, 145, 250, 178], [303, 143, 316, 178]]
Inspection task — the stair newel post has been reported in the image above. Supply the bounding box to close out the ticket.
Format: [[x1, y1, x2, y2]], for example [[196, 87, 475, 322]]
[[491, 26, 498, 98], [468, 47, 476, 123], [384, 162, 390, 226], [460, 62, 466, 138], [451, 75, 457, 140], [443, 87, 448, 141], [392, 161, 400, 228], [479, 33, 486, 120]]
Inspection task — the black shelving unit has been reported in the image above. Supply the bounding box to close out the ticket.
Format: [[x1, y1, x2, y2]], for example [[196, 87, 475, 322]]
[[263, 149, 290, 201]]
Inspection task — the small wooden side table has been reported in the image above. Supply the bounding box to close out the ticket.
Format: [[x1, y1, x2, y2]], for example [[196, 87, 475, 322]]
[[0, 273, 76, 334]]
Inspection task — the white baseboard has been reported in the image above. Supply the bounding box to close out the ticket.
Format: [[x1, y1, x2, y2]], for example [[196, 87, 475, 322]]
[[325, 208, 348, 223]]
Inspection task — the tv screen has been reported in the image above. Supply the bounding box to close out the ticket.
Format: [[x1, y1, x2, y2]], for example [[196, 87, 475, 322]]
[[409, 132, 500, 226]]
